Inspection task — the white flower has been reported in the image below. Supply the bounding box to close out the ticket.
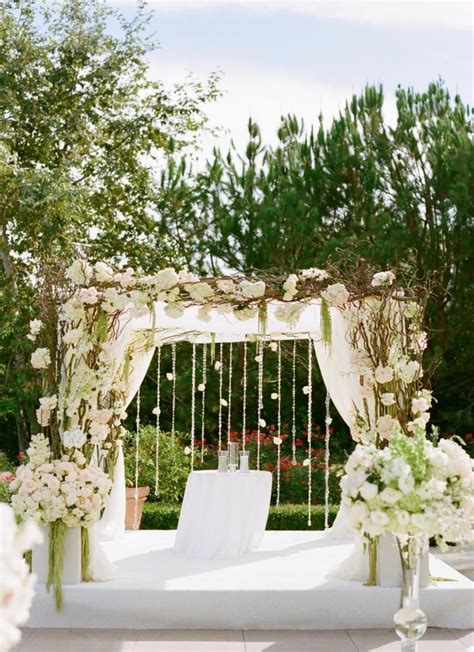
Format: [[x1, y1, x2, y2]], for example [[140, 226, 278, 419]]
[[214, 361, 222, 371], [377, 415, 398, 441], [374, 365, 394, 384], [0, 504, 42, 651], [379, 487, 402, 505], [166, 372, 174, 381], [152, 267, 177, 291], [273, 436, 282, 445], [66, 260, 93, 285], [258, 418, 266, 428], [371, 271, 396, 287], [184, 446, 191, 456], [411, 397, 429, 415], [62, 428, 86, 449], [89, 422, 110, 445], [271, 392, 278, 400], [255, 354, 263, 363], [380, 392, 396, 406], [165, 302, 184, 319], [321, 283, 349, 307], [275, 304, 303, 326], [88, 408, 113, 424], [77, 287, 99, 305], [94, 261, 114, 283], [198, 383, 205, 392], [359, 482, 378, 501], [27, 319, 42, 341], [30, 348, 51, 369], [220, 399, 228, 407], [62, 327, 83, 346], [216, 279, 236, 294], [396, 359, 420, 384], [239, 280, 266, 299], [299, 267, 329, 281], [282, 274, 298, 301], [398, 471, 415, 495], [302, 458, 310, 467], [302, 385, 310, 395], [36, 395, 58, 428], [186, 282, 214, 303], [370, 510, 390, 526], [269, 342, 278, 352]]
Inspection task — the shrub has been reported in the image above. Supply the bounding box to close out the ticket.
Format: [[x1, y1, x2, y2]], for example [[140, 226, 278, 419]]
[[141, 502, 339, 531], [0, 450, 15, 503]]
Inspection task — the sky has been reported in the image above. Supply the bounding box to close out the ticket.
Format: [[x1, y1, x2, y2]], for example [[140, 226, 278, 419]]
[[110, 1, 473, 157]]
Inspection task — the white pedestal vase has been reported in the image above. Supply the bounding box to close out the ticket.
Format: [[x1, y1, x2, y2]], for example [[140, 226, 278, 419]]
[[33, 525, 82, 586], [377, 534, 429, 588]]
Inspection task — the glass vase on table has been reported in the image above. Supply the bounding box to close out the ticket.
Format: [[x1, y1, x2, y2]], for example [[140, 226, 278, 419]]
[[217, 451, 228, 473], [228, 442, 239, 472], [393, 535, 428, 651], [239, 450, 250, 473]]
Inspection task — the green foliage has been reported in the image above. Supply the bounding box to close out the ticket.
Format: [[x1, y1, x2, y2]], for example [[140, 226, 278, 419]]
[[0, 0, 219, 450], [390, 426, 430, 482], [123, 426, 192, 503], [160, 82, 474, 433], [141, 502, 339, 531]]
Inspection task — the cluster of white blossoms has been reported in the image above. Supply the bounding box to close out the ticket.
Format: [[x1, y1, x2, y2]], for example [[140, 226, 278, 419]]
[[36, 395, 58, 427], [30, 347, 51, 370], [10, 435, 112, 528], [0, 504, 42, 652], [340, 426, 474, 547]]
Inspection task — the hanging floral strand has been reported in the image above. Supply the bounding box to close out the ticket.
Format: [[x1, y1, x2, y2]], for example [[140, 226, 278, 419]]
[[217, 342, 224, 451], [306, 339, 313, 527], [133, 387, 141, 531], [154, 346, 161, 497], [200, 343, 207, 463], [242, 340, 247, 451], [276, 340, 282, 508], [190, 342, 196, 469], [324, 391, 332, 529], [256, 337, 264, 470], [291, 339, 297, 465], [227, 342, 233, 446], [171, 343, 176, 447]]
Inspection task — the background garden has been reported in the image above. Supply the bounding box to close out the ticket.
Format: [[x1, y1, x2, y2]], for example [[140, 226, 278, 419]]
[[1, 0, 473, 526]]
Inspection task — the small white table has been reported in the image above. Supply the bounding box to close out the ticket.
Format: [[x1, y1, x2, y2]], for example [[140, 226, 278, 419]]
[[174, 470, 272, 559]]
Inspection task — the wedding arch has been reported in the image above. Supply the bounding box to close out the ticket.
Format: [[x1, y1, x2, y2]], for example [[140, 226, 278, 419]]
[[13, 260, 429, 607]]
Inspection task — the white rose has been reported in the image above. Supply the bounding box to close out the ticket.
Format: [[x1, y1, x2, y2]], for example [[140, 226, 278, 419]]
[[271, 392, 278, 400], [321, 283, 349, 307], [370, 510, 390, 527], [31, 348, 51, 370], [62, 327, 83, 346], [273, 436, 282, 445], [239, 280, 266, 299], [371, 271, 396, 287], [374, 365, 394, 384], [282, 274, 298, 301], [62, 428, 86, 449], [359, 482, 378, 501], [66, 260, 93, 285], [258, 418, 266, 428], [77, 287, 99, 305], [377, 415, 397, 441], [350, 501, 369, 525], [216, 279, 236, 294], [411, 397, 429, 415], [155, 268, 178, 291], [186, 282, 214, 303], [381, 393, 396, 406], [94, 261, 114, 282], [379, 487, 402, 505], [299, 268, 329, 281], [396, 359, 420, 384], [29, 319, 43, 336]]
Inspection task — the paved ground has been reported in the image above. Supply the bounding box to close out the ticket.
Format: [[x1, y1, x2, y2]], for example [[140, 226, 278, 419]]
[[13, 628, 473, 651]]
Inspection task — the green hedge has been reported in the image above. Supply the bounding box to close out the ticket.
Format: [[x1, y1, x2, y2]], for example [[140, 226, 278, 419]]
[[141, 502, 339, 531]]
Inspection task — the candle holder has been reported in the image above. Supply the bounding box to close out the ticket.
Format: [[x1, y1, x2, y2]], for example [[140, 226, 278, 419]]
[[228, 442, 239, 472], [239, 450, 250, 473], [217, 450, 228, 473]]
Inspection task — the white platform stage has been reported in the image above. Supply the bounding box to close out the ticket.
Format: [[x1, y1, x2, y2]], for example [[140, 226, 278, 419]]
[[28, 530, 473, 630]]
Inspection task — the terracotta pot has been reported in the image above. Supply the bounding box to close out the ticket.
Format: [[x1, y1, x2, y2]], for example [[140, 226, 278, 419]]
[[125, 486, 150, 530]]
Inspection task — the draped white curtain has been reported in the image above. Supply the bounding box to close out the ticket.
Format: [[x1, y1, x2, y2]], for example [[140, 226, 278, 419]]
[[89, 299, 376, 545]]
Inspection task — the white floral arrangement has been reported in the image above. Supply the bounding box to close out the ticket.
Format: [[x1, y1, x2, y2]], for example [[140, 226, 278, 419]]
[[340, 426, 474, 547], [10, 434, 112, 528], [0, 504, 42, 652]]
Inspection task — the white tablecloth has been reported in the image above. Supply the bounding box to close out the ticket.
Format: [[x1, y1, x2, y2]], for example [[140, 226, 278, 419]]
[[174, 470, 272, 559]]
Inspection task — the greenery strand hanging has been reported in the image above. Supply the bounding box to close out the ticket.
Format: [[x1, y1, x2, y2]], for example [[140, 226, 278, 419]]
[[320, 298, 332, 346], [46, 521, 66, 611], [81, 527, 92, 582]]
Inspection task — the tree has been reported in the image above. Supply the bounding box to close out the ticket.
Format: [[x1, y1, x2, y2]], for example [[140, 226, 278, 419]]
[[0, 0, 219, 449], [161, 82, 474, 432]]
